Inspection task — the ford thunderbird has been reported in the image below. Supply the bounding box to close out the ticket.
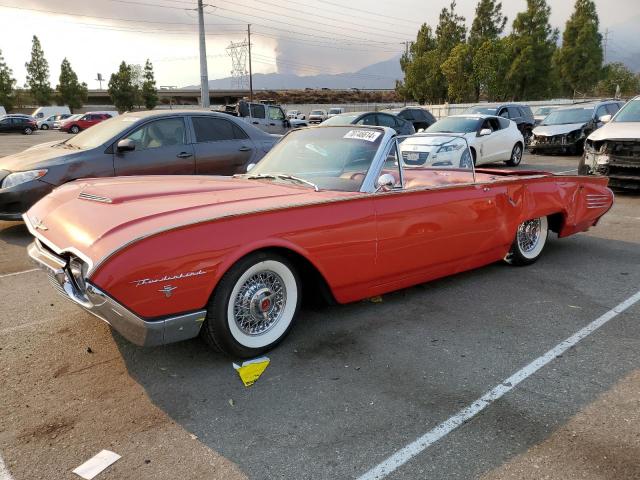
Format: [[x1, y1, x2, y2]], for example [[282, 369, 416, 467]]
[[25, 126, 614, 357]]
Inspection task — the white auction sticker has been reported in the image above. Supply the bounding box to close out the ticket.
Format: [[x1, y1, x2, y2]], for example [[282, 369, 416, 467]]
[[343, 130, 382, 142]]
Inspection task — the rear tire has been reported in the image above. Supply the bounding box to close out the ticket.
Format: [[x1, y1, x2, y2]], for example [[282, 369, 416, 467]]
[[70, 125, 80, 134], [505, 143, 523, 166], [504, 216, 548, 266], [23, 127, 33, 135], [41, 124, 49, 130], [201, 252, 301, 358]]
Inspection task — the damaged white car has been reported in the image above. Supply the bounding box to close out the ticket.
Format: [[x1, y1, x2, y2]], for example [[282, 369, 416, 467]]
[[579, 96, 640, 190]]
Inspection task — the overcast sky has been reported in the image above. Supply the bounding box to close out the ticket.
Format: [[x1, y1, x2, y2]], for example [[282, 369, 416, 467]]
[[1, 0, 638, 88]]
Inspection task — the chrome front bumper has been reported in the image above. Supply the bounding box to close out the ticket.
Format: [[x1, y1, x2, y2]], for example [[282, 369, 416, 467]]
[[27, 240, 206, 346]]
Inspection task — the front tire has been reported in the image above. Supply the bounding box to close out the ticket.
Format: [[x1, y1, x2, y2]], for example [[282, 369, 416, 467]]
[[201, 252, 301, 358], [504, 216, 549, 266], [505, 143, 523, 166], [41, 124, 49, 130], [70, 125, 80, 134]]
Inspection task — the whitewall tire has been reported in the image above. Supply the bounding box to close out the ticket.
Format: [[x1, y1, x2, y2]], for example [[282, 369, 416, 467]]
[[202, 252, 301, 358], [504, 216, 548, 265]]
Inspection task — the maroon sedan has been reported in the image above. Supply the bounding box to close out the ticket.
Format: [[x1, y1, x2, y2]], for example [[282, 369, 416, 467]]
[[61, 112, 112, 134]]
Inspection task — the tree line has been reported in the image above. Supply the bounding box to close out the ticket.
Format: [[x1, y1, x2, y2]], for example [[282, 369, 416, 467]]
[[397, 0, 640, 104], [0, 35, 158, 113]]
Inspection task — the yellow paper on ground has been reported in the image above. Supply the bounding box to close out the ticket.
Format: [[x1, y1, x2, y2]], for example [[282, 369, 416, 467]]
[[233, 356, 270, 387]]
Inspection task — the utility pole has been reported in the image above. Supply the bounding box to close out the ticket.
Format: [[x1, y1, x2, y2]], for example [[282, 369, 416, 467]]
[[197, 0, 210, 108], [603, 28, 610, 64], [247, 24, 253, 101]]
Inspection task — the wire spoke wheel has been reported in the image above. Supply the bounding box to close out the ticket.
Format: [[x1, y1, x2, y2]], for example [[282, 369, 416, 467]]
[[505, 216, 549, 265], [517, 218, 542, 253], [202, 253, 300, 357], [233, 270, 287, 336]]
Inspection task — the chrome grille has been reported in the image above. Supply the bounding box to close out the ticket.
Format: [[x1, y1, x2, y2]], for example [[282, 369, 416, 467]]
[[402, 151, 429, 166]]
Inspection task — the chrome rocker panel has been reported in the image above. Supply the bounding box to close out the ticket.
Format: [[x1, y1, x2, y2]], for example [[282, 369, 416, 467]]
[[27, 240, 206, 346]]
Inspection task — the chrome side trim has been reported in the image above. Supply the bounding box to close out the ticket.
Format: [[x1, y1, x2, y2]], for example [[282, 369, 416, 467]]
[[28, 240, 206, 346]]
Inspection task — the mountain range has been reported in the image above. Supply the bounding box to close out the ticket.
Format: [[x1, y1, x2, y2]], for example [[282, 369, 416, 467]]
[[185, 55, 403, 90]]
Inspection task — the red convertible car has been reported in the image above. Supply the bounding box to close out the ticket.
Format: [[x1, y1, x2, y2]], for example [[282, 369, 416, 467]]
[[25, 126, 613, 357]]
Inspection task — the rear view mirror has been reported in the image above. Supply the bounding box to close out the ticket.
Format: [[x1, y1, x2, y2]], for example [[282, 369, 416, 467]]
[[599, 114, 611, 124], [479, 128, 492, 136], [117, 139, 136, 152]]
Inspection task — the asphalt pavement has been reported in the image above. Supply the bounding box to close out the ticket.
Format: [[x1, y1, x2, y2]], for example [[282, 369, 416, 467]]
[[0, 131, 638, 480]]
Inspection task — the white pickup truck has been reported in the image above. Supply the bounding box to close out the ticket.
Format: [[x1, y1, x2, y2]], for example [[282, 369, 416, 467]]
[[222, 101, 295, 134]]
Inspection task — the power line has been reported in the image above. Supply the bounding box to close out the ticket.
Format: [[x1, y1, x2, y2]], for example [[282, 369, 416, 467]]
[[0, 3, 244, 27], [314, 0, 417, 25], [229, 0, 410, 40], [120, 0, 406, 45], [265, 0, 419, 32]]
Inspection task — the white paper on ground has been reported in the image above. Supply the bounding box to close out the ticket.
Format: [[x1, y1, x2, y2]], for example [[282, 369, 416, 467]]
[[72, 450, 121, 479]]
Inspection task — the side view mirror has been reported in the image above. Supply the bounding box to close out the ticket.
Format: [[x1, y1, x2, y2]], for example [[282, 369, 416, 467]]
[[376, 173, 396, 191], [417, 128, 425, 133], [479, 128, 492, 136], [246, 163, 256, 172], [117, 139, 136, 153], [598, 114, 611, 124]]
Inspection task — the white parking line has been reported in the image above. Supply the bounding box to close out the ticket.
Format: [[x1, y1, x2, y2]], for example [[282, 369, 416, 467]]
[[357, 289, 640, 480], [0, 268, 39, 279], [0, 454, 14, 480]]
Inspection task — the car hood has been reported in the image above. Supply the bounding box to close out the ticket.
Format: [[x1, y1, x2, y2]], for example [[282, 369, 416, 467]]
[[533, 123, 585, 136], [587, 121, 640, 141], [25, 175, 356, 271], [0, 141, 78, 172]]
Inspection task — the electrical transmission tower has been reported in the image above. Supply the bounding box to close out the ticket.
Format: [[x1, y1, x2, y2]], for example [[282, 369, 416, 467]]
[[226, 40, 249, 90]]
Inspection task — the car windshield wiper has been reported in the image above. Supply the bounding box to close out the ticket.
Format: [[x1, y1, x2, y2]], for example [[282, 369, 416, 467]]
[[246, 173, 319, 191], [274, 174, 319, 191]]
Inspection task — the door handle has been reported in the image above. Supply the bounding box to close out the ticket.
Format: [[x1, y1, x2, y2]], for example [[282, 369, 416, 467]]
[[177, 152, 192, 159], [269, 123, 276, 126], [239, 146, 252, 152], [252, 121, 259, 125]]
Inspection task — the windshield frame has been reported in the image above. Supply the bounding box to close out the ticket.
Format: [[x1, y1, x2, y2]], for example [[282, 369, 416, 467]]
[[243, 125, 395, 193]]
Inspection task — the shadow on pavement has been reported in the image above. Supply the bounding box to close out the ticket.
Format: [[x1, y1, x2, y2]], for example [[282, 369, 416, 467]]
[[0, 222, 30, 247], [113, 234, 640, 479]]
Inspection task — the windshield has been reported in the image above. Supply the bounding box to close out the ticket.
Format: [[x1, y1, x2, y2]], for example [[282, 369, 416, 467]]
[[426, 117, 479, 133], [65, 115, 138, 149], [534, 106, 557, 116], [613, 99, 640, 122], [328, 108, 342, 114], [542, 107, 593, 125], [466, 105, 497, 115], [247, 126, 384, 192], [398, 135, 473, 170], [310, 110, 325, 115], [321, 114, 360, 125]]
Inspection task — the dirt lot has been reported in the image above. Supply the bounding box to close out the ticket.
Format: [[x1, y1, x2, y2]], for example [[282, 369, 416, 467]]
[[0, 131, 639, 479]]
